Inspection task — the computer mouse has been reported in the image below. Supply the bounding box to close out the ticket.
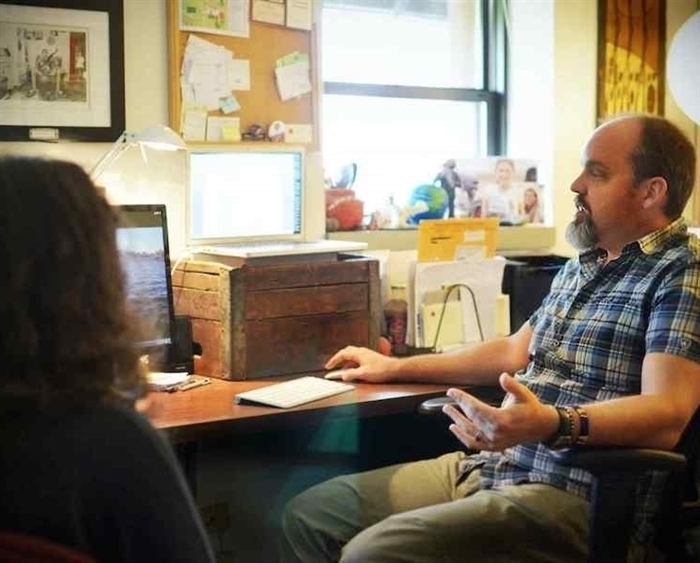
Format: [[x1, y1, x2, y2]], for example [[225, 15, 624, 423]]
[[418, 396, 458, 414], [324, 369, 346, 381]]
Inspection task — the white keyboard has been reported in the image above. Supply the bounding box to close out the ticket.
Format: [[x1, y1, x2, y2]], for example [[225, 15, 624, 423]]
[[234, 376, 354, 409]]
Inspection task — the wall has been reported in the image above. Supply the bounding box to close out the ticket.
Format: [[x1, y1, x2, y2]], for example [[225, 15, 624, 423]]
[[0, 0, 697, 259], [548, 0, 699, 257], [0, 0, 326, 259]]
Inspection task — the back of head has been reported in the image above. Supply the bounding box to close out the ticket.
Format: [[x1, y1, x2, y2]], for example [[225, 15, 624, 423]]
[[0, 156, 143, 412], [629, 115, 696, 219]]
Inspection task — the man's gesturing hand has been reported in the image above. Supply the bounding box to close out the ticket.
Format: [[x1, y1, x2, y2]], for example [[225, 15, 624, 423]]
[[442, 373, 559, 451]]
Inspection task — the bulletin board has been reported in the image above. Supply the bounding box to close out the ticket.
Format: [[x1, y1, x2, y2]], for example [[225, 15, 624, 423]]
[[166, 0, 319, 149]]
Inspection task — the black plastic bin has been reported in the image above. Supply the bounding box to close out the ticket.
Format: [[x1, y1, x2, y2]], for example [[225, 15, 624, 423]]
[[501, 255, 569, 334]]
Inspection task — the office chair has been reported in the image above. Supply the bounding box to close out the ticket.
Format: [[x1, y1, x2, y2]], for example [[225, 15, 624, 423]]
[[418, 398, 700, 563], [0, 531, 96, 563], [554, 404, 700, 563]]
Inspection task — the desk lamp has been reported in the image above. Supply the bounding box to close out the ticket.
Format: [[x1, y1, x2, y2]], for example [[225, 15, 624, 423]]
[[90, 124, 187, 181]]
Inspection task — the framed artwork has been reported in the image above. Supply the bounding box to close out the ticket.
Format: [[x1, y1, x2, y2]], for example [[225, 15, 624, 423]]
[[596, 0, 666, 123], [0, 0, 124, 141]]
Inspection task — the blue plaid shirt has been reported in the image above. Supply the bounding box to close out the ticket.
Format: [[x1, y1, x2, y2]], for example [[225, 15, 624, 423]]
[[464, 219, 700, 518]]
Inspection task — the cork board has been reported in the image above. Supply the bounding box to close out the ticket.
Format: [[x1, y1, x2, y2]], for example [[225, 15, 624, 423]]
[[166, 0, 319, 149]]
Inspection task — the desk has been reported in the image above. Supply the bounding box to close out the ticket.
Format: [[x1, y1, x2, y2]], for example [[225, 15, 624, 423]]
[[148, 377, 504, 491], [147, 377, 504, 563], [148, 377, 470, 443]]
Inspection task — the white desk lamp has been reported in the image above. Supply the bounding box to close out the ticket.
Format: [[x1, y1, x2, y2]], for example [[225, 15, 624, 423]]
[[90, 124, 187, 181], [666, 11, 700, 125]]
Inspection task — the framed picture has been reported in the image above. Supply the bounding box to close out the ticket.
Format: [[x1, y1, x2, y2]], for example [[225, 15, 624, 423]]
[[434, 157, 545, 226], [0, 0, 124, 141], [596, 0, 666, 123]]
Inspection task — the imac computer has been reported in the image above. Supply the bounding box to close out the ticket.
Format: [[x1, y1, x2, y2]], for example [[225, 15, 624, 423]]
[[115, 204, 176, 370]]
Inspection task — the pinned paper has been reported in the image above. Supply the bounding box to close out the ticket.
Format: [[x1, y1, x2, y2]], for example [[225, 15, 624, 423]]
[[222, 126, 242, 141], [219, 94, 241, 114], [251, 0, 285, 26], [182, 107, 208, 141], [286, 0, 312, 30], [285, 123, 313, 144], [275, 61, 312, 101], [227, 58, 251, 91], [206, 116, 241, 141]]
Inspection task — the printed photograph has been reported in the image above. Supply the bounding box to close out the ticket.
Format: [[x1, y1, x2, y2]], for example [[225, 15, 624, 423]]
[[0, 22, 87, 103], [435, 157, 544, 225]]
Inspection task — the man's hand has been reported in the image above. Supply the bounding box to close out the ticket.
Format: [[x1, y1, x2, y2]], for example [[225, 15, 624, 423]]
[[442, 373, 559, 451], [324, 346, 400, 383]]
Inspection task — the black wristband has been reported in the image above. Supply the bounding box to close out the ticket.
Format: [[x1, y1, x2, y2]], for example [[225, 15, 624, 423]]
[[573, 405, 589, 445]]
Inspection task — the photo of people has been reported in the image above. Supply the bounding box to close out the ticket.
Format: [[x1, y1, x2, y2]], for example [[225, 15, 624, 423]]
[[0, 22, 87, 103], [435, 157, 545, 225]]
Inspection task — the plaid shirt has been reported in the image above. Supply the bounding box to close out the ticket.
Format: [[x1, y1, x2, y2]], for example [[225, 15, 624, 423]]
[[464, 219, 700, 518]]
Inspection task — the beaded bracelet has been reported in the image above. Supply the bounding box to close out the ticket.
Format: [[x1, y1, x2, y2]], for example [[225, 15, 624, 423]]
[[545, 406, 576, 449]]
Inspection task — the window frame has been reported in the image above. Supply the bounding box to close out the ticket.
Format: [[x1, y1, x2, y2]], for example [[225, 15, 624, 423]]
[[321, 0, 509, 156]]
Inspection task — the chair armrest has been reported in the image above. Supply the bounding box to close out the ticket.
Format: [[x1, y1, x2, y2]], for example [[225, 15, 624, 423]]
[[553, 447, 687, 563], [553, 447, 687, 475], [418, 386, 505, 415]]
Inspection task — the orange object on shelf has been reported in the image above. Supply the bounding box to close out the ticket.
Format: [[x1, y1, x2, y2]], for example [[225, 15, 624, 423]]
[[325, 189, 364, 231]]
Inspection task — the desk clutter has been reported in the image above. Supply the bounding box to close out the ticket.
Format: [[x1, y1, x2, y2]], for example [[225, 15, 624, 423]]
[[172, 257, 381, 380], [147, 373, 211, 393]]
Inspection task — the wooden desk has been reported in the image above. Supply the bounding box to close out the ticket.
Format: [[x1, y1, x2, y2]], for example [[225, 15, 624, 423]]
[[148, 377, 458, 443], [147, 377, 463, 502], [146, 378, 504, 563]]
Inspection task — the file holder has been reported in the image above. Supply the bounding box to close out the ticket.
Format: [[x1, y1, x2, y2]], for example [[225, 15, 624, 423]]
[[422, 283, 484, 352]]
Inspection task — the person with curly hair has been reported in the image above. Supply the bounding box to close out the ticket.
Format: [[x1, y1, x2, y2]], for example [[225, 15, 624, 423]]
[[0, 156, 215, 563]]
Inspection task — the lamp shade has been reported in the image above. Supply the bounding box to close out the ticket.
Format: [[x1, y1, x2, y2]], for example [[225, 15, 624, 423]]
[[90, 125, 186, 181], [130, 124, 188, 151], [667, 12, 700, 125]]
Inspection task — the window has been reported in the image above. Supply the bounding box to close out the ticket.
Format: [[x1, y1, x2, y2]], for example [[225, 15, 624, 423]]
[[321, 0, 509, 217]]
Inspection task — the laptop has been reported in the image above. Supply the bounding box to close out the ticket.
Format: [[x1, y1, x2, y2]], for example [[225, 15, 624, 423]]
[[186, 144, 367, 262]]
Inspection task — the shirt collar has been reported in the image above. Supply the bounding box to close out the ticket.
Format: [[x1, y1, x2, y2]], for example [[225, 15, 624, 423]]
[[635, 217, 688, 255], [577, 218, 688, 267]]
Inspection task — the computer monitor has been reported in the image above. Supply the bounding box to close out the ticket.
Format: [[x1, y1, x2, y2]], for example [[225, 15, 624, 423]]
[[186, 143, 305, 245], [115, 204, 175, 368]]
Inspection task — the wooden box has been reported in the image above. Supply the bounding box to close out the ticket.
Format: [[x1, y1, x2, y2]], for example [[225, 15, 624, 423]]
[[172, 257, 381, 380]]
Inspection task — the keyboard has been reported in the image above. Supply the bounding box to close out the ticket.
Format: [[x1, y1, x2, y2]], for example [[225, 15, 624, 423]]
[[234, 376, 354, 409]]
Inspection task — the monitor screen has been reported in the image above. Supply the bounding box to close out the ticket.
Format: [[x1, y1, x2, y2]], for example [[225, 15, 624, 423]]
[[115, 204, 175, 362], [187, 144, 305, 245]]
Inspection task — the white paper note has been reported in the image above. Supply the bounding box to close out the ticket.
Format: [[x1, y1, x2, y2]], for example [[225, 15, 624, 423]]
[[286, 0, 313, 30]]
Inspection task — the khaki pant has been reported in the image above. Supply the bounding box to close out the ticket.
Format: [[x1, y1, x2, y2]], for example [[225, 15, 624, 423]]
[[281, 451, 592, 563]]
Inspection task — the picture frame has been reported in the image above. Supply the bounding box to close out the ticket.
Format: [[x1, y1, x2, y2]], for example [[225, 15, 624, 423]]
[[0, 0, 125, 141], [596, 0, 666, 124]]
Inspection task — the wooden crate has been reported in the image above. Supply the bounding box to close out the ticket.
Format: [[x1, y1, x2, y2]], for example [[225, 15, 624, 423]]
[[172, 257, 381, 380]]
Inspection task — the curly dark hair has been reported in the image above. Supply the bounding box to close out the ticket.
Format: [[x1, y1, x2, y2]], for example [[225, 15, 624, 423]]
[[0, 156, 145, 411]]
